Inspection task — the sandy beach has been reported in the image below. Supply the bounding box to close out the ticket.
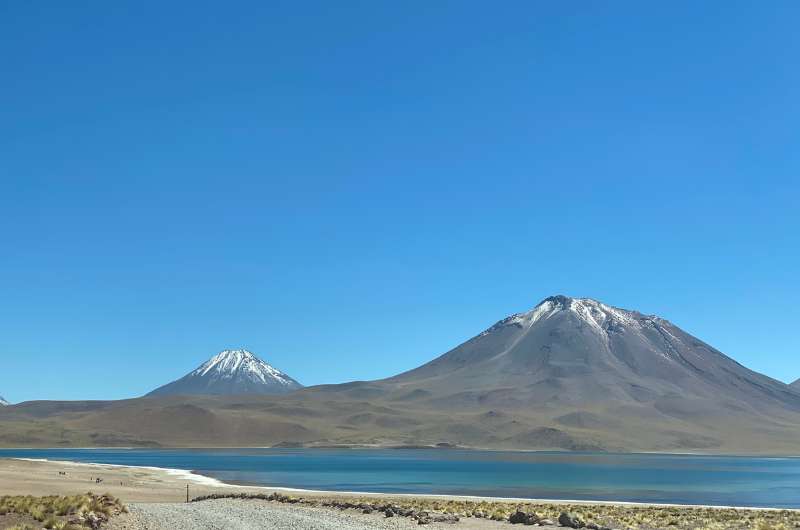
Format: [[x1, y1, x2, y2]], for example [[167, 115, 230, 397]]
[[0, 457, 236, 504], [0, 458, 500, 529]]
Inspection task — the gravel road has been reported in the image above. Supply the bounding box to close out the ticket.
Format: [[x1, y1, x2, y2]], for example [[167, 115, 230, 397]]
[[107, 498, 501, 530]]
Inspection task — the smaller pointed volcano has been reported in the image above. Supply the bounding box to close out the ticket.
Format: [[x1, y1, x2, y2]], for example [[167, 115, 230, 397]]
[[147, 349, 303, 397]]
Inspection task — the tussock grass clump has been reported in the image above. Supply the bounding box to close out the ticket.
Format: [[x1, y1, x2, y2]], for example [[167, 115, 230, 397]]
[[0, 492, 126, 529]]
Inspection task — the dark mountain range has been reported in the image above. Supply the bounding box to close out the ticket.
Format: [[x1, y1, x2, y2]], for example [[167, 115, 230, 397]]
[[147, 349, 302, 397], [2, 296, 799, 454]]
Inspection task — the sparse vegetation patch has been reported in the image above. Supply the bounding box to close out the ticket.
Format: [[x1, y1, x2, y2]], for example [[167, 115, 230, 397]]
[[0, 492, 126, 529], [191, 492, 800, 529]]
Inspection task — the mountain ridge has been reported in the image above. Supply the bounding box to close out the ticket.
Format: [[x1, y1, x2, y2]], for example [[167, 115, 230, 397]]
[[2, 295, 799, 453]]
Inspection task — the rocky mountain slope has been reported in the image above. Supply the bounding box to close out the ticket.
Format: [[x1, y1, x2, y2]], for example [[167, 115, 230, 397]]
[[299, 295, 800, 452], [2, 296, 799, 453], [147, 349, 302, 397], [382, 295, 800, 414], [791, 379, 800, 389]]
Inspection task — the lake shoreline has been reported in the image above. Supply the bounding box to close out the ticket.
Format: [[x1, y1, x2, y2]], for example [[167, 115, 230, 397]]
[[5, 458, 800, 530], [2, 457, 797, 512]]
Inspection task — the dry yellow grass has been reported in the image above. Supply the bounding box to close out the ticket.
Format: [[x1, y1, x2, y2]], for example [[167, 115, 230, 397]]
[[0, 492, 126, 529], [194, 492, 800, 530]]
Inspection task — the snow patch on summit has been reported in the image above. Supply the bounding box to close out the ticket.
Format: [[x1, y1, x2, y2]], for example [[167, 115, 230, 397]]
[[567, 297, 640, 331], [476, 295, 690, 365], [480, 300, 562, 336], [194, 349, 298, 388], [0, 396, 9, 406], [483, 295, 664, 339]]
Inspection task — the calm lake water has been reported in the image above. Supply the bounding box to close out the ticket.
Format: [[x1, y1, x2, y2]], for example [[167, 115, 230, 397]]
[[1, 448, 798, 508]]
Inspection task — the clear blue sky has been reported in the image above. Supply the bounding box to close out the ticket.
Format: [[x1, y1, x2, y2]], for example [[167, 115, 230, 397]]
[[2, 1, 798, 403]]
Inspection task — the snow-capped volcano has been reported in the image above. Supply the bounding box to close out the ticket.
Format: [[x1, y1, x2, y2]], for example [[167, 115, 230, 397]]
[[147, 349, 303, 397], [0, 396, 9, 406], [390, 294, 800, 414]]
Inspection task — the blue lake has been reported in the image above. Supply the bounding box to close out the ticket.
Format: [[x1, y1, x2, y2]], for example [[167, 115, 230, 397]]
[[1, 448, 798, 508]]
